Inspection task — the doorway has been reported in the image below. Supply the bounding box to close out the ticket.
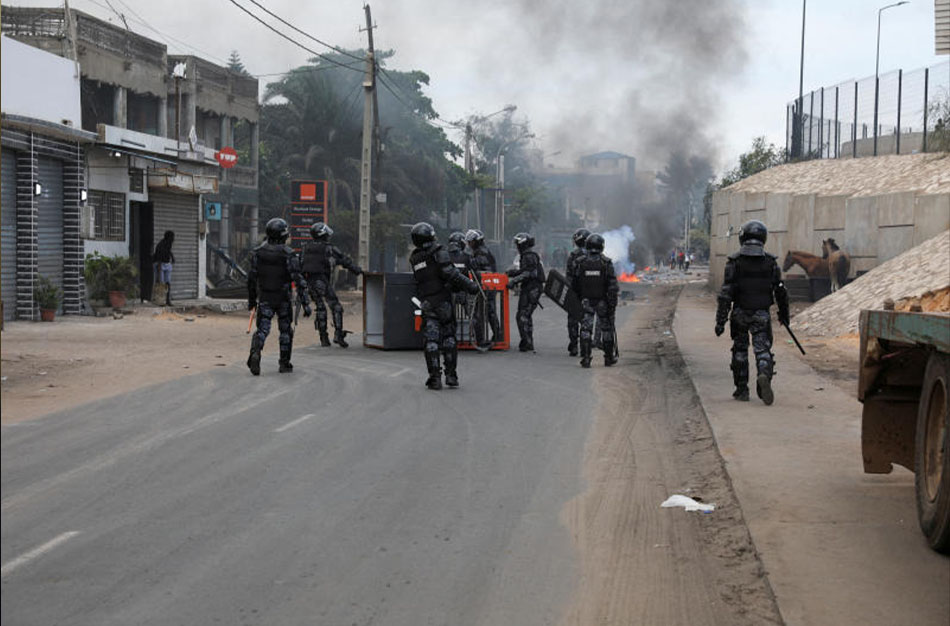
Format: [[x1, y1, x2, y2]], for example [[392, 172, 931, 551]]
[[130, 201, 154, 302]]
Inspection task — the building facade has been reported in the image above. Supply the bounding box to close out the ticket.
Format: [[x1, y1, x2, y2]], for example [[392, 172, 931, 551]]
[[1, 7, 259, 309]]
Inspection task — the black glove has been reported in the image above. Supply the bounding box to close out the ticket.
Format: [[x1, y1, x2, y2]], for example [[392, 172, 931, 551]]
[[303, 304, 312, 318], [778, 311, 790, 327], [248, 301, 256, 311], [466, 280, 480, 295], [715, 323, 725, 337], [354, 266, 363, 275]]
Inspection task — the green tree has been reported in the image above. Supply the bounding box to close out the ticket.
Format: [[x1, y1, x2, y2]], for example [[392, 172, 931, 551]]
[[719, 136, 785, 188], [926, 92, 950, 153]]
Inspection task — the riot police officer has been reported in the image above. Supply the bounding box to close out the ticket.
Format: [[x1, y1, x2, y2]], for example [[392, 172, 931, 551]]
[[410, 223, 480, 389], [247, 218, 311, 375], [447, 231, 480, 345], [300, 222, 361, 347], [507, 232, 545, 352], [565, 227, 590, 356], [715, 220, 790, 405], [466, 229, 500, 346], [573, 233, 618, 368]]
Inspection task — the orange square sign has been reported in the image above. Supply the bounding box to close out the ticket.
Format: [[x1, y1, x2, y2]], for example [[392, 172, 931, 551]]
[[299, 183, 317, 202]]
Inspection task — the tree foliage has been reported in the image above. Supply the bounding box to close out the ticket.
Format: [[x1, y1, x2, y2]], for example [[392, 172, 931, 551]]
[[719, 136, 785, 188]]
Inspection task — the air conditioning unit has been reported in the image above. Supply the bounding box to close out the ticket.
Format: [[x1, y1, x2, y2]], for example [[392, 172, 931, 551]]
[[81, 204, 95, 239]]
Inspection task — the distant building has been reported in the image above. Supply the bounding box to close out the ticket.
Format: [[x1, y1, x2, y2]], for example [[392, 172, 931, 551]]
[[538, 151, 637, 228], [1, 6, 259, 310]]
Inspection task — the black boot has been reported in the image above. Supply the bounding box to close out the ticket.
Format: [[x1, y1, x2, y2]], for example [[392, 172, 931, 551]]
[[580, 339, 592, 368], [733, 386, 750, 401], [425, 351, 442, 390], [247, 336, 262, 376], [568, 339, 578, 357], [332, 310, 348, 347], [319, 331, 331, 347], [755, 356, 774, 405], [278, 347, 293, 373], [443, 348, 459, 388], [603, 342, 617, 367]]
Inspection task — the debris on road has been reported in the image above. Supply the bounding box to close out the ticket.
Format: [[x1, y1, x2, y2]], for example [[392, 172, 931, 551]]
[[661, 494, 715, 513]]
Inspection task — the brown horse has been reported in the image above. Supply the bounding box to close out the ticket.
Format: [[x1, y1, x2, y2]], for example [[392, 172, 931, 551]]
[[822, 238, 851, 292], [782, 250, 830, 278]]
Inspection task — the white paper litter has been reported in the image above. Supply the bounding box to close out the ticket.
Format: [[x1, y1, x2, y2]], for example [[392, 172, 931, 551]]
[[661, 494, 715, 513]]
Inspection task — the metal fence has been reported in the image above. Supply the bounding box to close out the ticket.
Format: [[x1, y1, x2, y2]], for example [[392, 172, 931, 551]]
[[786, 61, 950, 159]]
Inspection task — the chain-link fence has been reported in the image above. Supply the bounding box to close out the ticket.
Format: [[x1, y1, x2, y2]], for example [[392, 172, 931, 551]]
[[786, 61, 949, 159]]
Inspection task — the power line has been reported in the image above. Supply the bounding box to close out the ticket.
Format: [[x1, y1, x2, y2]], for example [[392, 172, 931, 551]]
[[244, 0, 364, 63], [254, 60, 364, 79], [227, 0, 364, 75]]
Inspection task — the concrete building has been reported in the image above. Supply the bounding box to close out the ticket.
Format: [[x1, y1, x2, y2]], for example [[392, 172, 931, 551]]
[[1, 6, 259, 305], [1, 34, 96, 321], [539, 151, 637, 228]]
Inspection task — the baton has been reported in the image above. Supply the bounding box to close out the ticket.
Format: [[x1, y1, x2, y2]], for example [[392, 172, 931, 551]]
[[782, 321, 806, 355], [246, 306, 256, 334]]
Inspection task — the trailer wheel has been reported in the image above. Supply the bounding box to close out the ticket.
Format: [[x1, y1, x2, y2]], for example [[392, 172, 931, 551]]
[[915, 351, 950, 553]]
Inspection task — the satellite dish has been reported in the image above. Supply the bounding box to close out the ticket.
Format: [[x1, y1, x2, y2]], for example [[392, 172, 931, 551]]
[[172, 62, 187, 78]]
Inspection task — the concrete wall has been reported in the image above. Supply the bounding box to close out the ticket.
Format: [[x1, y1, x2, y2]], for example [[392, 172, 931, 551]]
[[710, 186, 950, 290], [1, 35, 82, 128], [84, 149, 150, 259]]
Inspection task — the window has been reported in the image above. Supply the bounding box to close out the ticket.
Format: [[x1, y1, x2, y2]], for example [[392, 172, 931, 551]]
[[88, 190, 126, 241]]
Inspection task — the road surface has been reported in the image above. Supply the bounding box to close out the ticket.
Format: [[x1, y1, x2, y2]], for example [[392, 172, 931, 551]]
[[2, 285, 779, 625]]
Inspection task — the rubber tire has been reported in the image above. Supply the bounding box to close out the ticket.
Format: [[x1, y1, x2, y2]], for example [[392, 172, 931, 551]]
[[914, 352, 950, 554]]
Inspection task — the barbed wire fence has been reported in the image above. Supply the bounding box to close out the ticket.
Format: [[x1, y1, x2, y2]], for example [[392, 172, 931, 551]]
[[786, 60, 949, 160]]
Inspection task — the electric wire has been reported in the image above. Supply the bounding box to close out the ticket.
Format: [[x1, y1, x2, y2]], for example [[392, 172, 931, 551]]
[[227, 0, 364, 75], [244, 0, 364, 63]]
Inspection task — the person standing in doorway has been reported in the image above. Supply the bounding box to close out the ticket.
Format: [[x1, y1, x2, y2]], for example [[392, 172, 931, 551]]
[[153, 230, 175, 306]]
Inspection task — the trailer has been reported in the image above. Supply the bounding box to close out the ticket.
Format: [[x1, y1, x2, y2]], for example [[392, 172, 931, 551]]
[[859, 309, 950, 553]]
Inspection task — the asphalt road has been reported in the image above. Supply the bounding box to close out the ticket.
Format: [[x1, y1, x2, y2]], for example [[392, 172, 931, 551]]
[[2, 286, 777, 625]]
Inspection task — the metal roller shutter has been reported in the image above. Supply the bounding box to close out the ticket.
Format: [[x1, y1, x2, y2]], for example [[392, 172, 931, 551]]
[[37, 157, 65, 308], [151, 190, 198, 300], [2, 150, 16, 320]]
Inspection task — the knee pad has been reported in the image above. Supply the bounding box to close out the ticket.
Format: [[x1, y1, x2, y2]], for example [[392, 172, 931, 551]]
[[425, 341, 440, 353], [331, 302, 343, 314]]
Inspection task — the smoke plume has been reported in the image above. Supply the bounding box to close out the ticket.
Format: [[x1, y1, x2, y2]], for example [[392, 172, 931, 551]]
[[602, 225, 636, 274]]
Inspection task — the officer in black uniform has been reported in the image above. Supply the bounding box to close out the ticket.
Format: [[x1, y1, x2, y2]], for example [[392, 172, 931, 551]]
[[565, 227, 590, 356], [507, 232, 545, 352], [447, 231, 480, 345], [573, 233, 619, 368], [410, 223, 480, 389], [715, 220, 790, 405], [466, 229, 500, 346], [300, 222, 362, 347], [247, 218, 311, 375]]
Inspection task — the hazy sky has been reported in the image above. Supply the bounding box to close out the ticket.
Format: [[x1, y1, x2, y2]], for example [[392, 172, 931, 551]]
[[14, 0, 946, 173]]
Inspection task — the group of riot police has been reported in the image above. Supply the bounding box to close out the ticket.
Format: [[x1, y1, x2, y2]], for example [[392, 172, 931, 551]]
[[245, 215, 790, 406]]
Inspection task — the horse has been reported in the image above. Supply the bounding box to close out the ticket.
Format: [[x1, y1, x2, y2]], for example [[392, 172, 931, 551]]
[[782, 250, 830, 278], [822, 238, 851, 292]]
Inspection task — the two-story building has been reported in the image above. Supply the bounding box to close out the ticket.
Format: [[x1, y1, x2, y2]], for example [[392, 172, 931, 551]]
[[1, 6, 259, 309]]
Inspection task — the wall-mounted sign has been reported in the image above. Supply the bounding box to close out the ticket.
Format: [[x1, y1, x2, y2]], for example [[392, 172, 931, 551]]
[[215, 146, 238, 169], [205, 201, 222, 221]]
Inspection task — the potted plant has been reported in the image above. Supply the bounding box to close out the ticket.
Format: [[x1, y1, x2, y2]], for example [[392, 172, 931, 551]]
[[105, 255, 139, 309], [84, 253, 139, 309], [34, 275, 62, 321]]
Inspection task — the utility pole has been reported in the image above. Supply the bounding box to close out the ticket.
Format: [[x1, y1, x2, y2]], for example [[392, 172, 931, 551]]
[[357, 4, 376, 286], [462, 122, 473, 229]]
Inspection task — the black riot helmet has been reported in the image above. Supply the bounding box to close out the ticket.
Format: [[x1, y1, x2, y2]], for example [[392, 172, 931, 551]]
[[448, 231, 466, 249], [585, 233, 605, 254], [310, 222, 333, 240], [465, 229, 485, 247], [265, 217, 290, 243], [572, 228, 591, 248], [513, 232, 535, 253], [738, 220, 768, 245], [411, 222, 437, 248]]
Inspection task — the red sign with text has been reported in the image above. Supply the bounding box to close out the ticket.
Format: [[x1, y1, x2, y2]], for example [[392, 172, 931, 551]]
[[215, 146, 238, 169]]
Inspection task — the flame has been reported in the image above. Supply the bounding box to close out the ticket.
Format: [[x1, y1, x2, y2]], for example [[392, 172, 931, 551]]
[[618, 272, 640, 283]]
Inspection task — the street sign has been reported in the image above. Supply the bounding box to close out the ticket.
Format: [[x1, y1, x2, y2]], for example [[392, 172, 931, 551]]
[[289, 180, 329, 251], [205, 201, 222, 221], [215, 146, 238, 169]]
